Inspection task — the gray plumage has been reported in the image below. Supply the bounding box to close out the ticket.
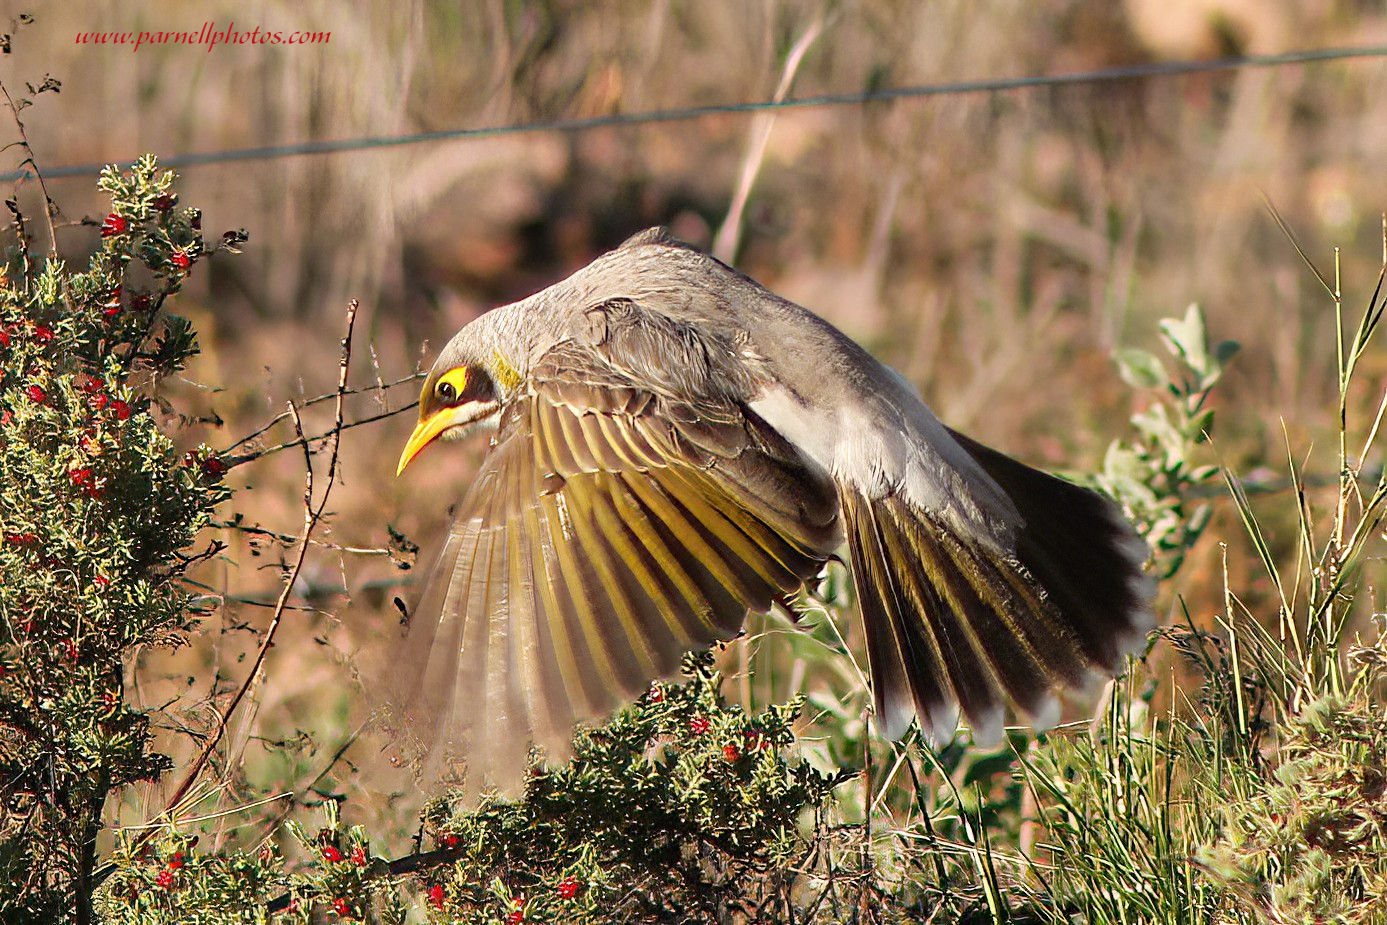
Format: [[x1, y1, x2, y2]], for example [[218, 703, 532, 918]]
[[392, 227, 1155, 791]]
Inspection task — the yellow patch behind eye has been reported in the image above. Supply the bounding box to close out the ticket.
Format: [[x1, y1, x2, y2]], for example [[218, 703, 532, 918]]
[[436, 366, 470, 398], [492, 350, 522, 392]]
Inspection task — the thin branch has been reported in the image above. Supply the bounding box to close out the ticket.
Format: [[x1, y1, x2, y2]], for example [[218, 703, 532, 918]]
[[0, 78, 59, 256], [128, 300, 359, 853], [228, 403, 416, 468], [223, 372, 421, 455], [178, 578, 339, 615], [253, 724, 365, 848], [210, 518, 397, 557]]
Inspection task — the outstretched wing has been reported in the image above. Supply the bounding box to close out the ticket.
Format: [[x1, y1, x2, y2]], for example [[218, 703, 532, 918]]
[[392, 305, 840, 789]]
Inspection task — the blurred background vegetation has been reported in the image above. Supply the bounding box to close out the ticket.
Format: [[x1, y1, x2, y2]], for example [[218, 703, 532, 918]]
[[6, 1, 1387, 919]]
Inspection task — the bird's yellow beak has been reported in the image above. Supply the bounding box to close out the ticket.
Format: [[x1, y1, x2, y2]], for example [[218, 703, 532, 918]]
[[396, 407, 458, 476]]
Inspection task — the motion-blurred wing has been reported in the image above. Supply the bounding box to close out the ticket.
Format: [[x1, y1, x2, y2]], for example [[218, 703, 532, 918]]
[[392, 334, 840, 790]]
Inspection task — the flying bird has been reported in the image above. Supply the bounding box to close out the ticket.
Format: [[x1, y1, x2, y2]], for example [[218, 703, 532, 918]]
[[393, 227, 1154, 788]]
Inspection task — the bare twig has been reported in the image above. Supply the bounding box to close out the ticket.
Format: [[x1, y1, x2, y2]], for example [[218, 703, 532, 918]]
[[228, 403, 417, 468], [210, 519, 397, 557], [0, 78, 59, 256], [252, 724, 366, 848], [223, 372, 421, 455], [126, 300, 360, 852]]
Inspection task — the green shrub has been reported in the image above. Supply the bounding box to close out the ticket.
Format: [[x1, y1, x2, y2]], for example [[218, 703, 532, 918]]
[[0, 156, 231, 921], [414, 652, 855, 925]]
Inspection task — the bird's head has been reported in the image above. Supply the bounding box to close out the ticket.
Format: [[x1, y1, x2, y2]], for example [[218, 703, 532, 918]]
[[396, 343, 524, 476]]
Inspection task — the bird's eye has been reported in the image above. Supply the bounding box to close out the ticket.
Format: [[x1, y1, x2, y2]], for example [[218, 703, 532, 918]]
[[436, 381, 457, 403]]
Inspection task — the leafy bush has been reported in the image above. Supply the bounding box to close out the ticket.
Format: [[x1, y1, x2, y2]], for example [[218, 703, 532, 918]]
[[415, 652, 855, 924], [0, 156, 231, 921]]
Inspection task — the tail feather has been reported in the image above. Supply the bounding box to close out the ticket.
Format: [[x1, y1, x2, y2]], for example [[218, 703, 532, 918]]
[[875, 504, 1007, 742], [945, 429, 1155, 671], [842, 492, 952, 740], [841, 433, 1153, 744]]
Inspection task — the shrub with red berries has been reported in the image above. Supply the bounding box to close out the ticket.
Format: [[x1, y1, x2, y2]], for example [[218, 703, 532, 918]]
[[414, 651, 852, 925], [101, 804, 407, 924], [0, 156, 235, 921]]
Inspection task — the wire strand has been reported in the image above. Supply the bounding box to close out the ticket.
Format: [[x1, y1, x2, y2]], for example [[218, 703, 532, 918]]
[[7, 44, 1386, 183]]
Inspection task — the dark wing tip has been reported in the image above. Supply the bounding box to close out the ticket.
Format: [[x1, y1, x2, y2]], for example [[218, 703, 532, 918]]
[[842, 433, 1157, 747]]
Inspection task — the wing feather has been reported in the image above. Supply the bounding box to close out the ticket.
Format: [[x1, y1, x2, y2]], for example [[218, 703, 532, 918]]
[[607, 473, 725, 641], [392, 333, 840, 790]]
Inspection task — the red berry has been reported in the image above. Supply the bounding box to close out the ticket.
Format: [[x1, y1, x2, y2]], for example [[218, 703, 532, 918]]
[[25, 385, 45, 404], [57, 640, 78, 662], [100, 213, 128, 237], [506, 912, 524, 925], [0, 328, 8, 348], [69, 467, 93, 486], [723, 745, 740, 762], [168, 852, 184, 870], [154, 868, 174, 889], [131, 294, 153, 312], [81, 376, 105, 394], [330, 897, 351, 916], [111, 399, 131, 421], [171, 252, 191, 271], [0, 411, 10, 427], [31, 324, 53, 344], [321, 845, 343, 863], [94, 576, 110, 588], [427, 884, 446, 909], [443, 833, 459, 848], [201, 455, 229, 478], [91, 393, 108, 411], [689, 717, 710, 735], [351, 845, 366, 866], [556, 877, 581, 900], [153, 193, 177, 211], [648, 683, 664, 702]]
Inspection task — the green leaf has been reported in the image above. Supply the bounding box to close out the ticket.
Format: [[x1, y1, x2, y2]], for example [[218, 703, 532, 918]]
[[1159, 303, 1211, 376], [1115, 348, 1169, 389], [1188, 408, 1215, 440]]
